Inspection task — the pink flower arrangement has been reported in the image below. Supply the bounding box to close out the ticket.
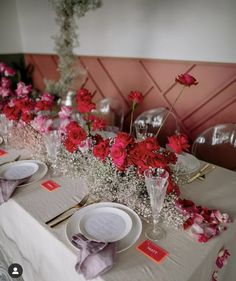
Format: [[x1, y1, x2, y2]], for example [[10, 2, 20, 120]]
[[31, 115, 53, 134]]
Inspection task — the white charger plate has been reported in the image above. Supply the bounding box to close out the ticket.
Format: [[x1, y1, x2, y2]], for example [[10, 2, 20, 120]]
[[1, 162, 39, 180], [173, 152, 201, 174], [78, 207, 132, 242], [67, 202, 142, 253], [0, 160, 48, 186]]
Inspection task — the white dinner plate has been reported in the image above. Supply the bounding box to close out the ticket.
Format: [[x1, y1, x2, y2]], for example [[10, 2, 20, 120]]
[[0, 149, 20, 166], [1, 162, 39, 180], [67, 202, 142, 253], [173, 152, 201, 174], [0, 160, 48, 186], [78, 207, 132, 242]]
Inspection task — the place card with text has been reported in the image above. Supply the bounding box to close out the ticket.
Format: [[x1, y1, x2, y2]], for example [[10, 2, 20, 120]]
[[136, 240, 168, 264], [0, 149, 7, 157], [41, 180, 61, 191]]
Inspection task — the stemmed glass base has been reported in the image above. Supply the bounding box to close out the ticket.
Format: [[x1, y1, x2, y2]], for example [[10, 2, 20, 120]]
[[145, 225, 166, 241]]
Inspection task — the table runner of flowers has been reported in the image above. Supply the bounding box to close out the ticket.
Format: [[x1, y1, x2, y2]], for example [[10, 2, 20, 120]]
[[0, 62, 232, 243]]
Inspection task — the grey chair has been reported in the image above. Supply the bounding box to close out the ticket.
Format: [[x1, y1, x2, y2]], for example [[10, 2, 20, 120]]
[[192, 123, 236, 170]]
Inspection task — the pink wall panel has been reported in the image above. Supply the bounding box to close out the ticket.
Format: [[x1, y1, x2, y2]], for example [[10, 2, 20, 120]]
[[24, 54, 236, 141]]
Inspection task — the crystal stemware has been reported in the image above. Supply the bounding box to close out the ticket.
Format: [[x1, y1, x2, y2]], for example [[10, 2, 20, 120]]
[[0, 114, 12, 147], [43, 130, 61, 173], [144, 168, 169, 241]]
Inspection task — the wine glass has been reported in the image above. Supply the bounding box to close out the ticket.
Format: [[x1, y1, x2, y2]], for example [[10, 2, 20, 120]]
[[144, 168, 169, 241]]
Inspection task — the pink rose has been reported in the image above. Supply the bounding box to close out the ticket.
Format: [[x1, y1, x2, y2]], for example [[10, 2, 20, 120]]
[[0, 87, 13, 98], [58, 106, 73, 119], [15, 82, 32, 97], [31, 115, 53, 134], [1, 77, 12, 88], [111, 143, 126, 169], [41, 92, 54, 104], [4, 66, 16, 76]]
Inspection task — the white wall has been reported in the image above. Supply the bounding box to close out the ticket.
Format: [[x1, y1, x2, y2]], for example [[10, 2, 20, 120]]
[[3, 0, 236, 62], [0, 0, 22, 53]]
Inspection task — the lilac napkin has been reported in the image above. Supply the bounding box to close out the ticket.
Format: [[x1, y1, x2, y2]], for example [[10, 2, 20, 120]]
[[72, 233, 117, 280], [0, 178, 26, 204]]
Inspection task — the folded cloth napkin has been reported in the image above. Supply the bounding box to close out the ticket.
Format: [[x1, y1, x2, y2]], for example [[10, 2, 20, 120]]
[[0, 178, 26, 205], [72, 233, 117, 280]]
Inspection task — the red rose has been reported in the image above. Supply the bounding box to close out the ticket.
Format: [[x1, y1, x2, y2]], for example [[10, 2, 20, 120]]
[[128, 143, 149, 173], [115, 132, 134, 148], [167, 134, 190, 154], [65, 121, 87, 145], [111, 143, 127, 170], [35, 100, 54, 112], [147, 156, 167, 170], [141, 137, 160, 151], [3, 105, 20, 121], [93, 139, 110, 161], [128, 91, 144, 104], [14, 97, 35, 112], [64, 137, 78, 153], [21, 111, 35, 123], [175, 73, 198, 87], [76, 88, 96, 113], [88, 115, 106, 131]]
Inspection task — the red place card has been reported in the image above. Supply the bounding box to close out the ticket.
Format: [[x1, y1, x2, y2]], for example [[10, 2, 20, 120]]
[[41, 180, 61, 191], [0, 149, 7, 157], [136, 240, 168, 264]]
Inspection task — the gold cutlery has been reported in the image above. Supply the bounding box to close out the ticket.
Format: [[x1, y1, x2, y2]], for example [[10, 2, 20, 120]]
[[188, 163, 215, 183], [45, 194, 89, 225], [49, 196, 100, 228]]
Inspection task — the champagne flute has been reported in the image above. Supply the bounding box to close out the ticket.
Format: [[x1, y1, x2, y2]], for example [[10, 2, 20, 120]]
[[0, 114, 11, 147], [144, 168, 169, 241], [43, 130, 61, 175]]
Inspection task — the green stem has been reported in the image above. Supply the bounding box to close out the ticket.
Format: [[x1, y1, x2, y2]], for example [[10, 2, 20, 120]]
[[129, 103, 135, 135], [155, 86, 185, 138]]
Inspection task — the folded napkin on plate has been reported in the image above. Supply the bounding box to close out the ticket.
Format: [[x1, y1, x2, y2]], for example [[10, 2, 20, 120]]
[[72, 233, 117, 280], [0, 178, 27, 204]]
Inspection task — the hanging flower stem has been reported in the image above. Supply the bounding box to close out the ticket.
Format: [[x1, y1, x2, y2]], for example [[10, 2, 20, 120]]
[[129, 102, 136, 135], [155, 86, 185, 138]]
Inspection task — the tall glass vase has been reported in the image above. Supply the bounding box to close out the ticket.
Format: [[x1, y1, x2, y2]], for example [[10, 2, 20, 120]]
[[144, 168, 169, 241]]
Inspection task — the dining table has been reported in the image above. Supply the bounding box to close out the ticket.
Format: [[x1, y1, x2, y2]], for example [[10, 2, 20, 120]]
[[0, 147, 236, 281]]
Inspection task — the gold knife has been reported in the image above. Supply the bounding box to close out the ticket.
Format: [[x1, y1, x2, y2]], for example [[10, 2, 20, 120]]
[[49, 197, 100, 228], [45, 194, 89, 225], [188, 163, 211, 183]]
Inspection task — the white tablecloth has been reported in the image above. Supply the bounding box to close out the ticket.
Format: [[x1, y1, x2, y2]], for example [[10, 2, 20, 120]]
[[1, 154, 236, 281]]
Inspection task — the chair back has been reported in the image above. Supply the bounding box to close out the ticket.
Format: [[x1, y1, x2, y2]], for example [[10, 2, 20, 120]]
[[93, 98, 125, 132], [134, 108, 180, 145], [192, 123, 236, 170]]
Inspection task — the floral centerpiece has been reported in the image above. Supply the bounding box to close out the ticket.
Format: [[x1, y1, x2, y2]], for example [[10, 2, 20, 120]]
[[0, 62, 231, 243]]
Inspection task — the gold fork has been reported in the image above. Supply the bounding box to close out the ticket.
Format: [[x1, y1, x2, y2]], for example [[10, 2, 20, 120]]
[[45, 194, 89, 225], [48, 196, 100, 228]]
